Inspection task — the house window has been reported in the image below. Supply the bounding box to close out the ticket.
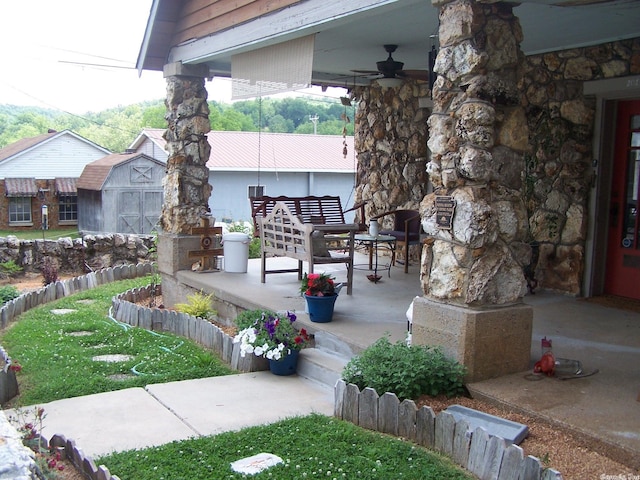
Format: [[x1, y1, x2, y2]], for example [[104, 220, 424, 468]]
[[9, 197, 32, 224], [58, 195, 78, 222]]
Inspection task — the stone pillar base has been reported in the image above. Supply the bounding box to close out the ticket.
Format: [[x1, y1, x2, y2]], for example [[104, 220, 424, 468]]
[[157, 233, 201, 307], [411, 297, 533, 383]]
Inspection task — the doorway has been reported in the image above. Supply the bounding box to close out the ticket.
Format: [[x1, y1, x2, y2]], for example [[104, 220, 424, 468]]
[[605, 100, 640, 300]]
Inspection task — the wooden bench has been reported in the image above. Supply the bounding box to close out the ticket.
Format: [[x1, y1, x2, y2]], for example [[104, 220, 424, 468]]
[[250, 195, 365, 237], [258, 202, 358, 294]]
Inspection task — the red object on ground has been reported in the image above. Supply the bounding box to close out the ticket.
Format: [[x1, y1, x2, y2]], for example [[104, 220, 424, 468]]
[[534, 351, 556, 376]]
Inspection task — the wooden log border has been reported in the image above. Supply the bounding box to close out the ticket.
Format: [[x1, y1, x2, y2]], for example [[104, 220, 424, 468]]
[[110, 286, 266, 374], [334, 380, 563, 480]]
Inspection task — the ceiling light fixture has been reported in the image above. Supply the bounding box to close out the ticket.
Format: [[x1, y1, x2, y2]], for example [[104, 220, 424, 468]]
[[376, 77, 403, 89]]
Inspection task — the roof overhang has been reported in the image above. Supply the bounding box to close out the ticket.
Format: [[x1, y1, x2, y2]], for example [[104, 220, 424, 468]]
[[137, 0, 640, 89]]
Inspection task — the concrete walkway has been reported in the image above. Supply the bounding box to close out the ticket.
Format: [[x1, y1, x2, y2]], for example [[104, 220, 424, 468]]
[[9, 372, 333, 458]]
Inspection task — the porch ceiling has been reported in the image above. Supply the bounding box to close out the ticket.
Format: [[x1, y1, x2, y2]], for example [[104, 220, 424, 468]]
[[138, 0, 640, 88]]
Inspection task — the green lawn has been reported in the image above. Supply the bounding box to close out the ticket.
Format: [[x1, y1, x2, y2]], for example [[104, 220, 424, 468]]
[[98, 414, 473, 480], [0, 228, 80, 240], [0, 276, 233, 405]]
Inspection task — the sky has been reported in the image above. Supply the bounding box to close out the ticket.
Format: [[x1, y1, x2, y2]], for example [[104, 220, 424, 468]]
[[0, 1, 339, 115]]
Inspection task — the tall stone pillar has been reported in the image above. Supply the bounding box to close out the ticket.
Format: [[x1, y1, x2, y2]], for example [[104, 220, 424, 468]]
[[157, 62, 212, 306], [413, 0, 533, 381], [161, 62, 212, 234]]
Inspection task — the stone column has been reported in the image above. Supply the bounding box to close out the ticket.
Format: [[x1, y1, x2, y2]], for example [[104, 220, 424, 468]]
[[157, 62, 212, 306], [413, 0, 533, 381], [161, 62, 212, 234]]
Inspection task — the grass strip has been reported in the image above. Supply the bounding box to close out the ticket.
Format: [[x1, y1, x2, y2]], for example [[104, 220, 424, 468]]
[[0, 229, 80, 240], [0, 276, 233, 406], [98, 413, 472, 480]]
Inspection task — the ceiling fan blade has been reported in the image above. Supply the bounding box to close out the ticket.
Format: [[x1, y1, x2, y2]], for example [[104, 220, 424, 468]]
[[351, 69, 381, 74], [398, 69, 431, 81]]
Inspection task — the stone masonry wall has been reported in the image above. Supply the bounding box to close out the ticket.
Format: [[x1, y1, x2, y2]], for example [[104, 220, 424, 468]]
[[352, 81, 432, 227], [521, 37, 640, 294], [0, 234, 155, 274]]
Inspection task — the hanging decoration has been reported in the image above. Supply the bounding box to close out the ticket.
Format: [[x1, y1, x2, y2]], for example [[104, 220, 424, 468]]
[[429, 31, 439, 96], [340, 96, 351, 159]]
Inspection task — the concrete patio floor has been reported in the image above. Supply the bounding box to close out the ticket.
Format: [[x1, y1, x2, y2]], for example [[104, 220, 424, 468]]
[[178, 251, 640, 468]]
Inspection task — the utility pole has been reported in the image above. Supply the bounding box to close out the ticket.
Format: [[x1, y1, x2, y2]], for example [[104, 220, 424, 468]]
[[309, 114, 319, 134]]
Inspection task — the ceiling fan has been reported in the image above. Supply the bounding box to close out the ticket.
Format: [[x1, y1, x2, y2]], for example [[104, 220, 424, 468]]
[[352, 44, 430, 82]]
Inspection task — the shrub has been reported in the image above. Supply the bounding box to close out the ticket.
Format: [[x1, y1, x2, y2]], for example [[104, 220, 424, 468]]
[[342, 337, 466, 400], [226, 222, 261, 259], [41, 258, 59, 285], [248, 237, 261, 259], [0, 260, 22, 278], [0, 285, 20, 305], [174, 291, 217, 319]]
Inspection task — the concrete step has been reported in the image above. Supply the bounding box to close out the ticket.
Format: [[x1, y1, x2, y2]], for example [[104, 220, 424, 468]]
[[297, 348, 350, 388], [313, 330, 356, 358]]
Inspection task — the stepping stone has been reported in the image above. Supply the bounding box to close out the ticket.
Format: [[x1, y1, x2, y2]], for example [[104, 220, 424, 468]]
[[92, 354, 134, 363], [444, 404, 529, 445], [68, 331, 93, 336], [108, 373, 135, 381], [231, 453, 283, 475], [51, 309, 76, 315]]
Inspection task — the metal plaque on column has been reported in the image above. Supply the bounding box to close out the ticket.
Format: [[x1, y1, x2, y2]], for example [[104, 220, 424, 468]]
[[435, 196, 456, 229]]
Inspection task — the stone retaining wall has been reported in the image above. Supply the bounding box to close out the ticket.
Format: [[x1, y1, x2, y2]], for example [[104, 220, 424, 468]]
[[0, 233, 155, 274], [335, 380, 562, 480]]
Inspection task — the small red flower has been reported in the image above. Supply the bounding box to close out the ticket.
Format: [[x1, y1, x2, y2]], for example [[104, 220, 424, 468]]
[[8, 362, 22, 372]]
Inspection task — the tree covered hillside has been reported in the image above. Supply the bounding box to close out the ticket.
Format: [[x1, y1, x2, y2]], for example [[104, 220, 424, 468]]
[[0, 96, 354, 153]]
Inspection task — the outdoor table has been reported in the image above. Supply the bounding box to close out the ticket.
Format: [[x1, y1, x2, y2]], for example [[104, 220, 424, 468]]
[[354, 233, 396, 281]]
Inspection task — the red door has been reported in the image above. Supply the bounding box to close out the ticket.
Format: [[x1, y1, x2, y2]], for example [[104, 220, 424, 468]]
[[605, 100, 640, 300]]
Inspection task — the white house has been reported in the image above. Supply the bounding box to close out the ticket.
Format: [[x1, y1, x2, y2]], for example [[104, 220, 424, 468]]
[[129, 128, 357, 223], [0, 129, 111, 230]]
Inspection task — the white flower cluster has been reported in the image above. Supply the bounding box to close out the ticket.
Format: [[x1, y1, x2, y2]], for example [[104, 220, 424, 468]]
[[233, 327, 289, 360]]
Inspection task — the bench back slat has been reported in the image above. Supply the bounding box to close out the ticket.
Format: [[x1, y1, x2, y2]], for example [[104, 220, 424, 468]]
[[250, 195, 345, 236]]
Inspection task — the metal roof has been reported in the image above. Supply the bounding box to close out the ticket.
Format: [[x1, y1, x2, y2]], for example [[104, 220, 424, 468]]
[[5, 178, 38, 197], [55, 178, 78, 195], [138, 129, 356, 172]]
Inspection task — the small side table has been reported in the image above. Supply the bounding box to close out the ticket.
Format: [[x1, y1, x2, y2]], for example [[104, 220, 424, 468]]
[[354, 233, 396, 281]]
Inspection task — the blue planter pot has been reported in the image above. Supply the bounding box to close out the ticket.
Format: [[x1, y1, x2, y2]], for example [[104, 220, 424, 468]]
[[268, 349, 300, 376], [305, 294, 337, 323]]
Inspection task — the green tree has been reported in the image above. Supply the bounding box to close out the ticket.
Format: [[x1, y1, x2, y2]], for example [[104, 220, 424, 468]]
[[266, 114, 293, 133], [141, 102, 166, 128], [220, 108, 255, 131], [274, 98, 312, 129], [0, 96, 350, 151]]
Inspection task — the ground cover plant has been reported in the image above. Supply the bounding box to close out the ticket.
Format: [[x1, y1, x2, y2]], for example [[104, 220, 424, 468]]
[[97, 413, 473, 480], [0, 277, 233, 406]]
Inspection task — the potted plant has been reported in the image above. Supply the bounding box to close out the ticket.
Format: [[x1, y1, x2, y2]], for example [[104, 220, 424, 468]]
[[233, 311, 310, 375], [301, 272, 340, 323]]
